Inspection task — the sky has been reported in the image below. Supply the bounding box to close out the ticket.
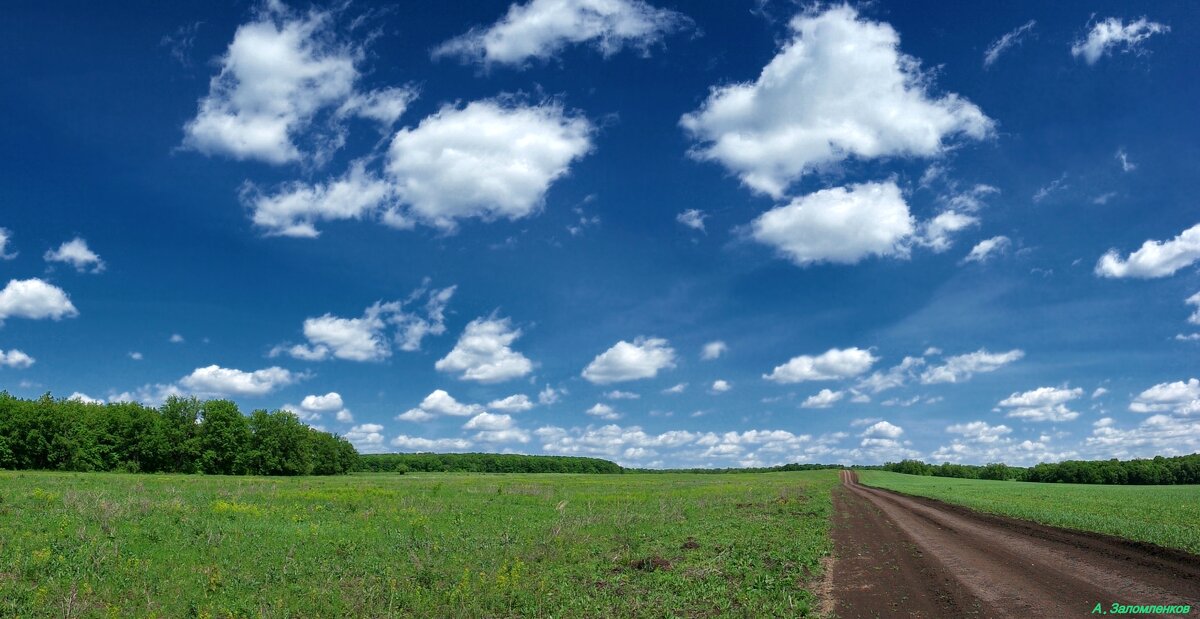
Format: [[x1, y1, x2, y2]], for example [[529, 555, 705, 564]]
[[1, 0, 1198, 468]]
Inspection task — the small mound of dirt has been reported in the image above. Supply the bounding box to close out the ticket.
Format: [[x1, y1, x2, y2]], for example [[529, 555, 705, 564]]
[[682, 537, 700, 550], [629, 556, 672, 572]]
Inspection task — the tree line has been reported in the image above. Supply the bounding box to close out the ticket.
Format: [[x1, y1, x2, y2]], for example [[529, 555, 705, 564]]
[[0, 392, 358, 475], [626, 463, 847, 474], [884, 454, 1200, 485], [357, 453, 623, 474]]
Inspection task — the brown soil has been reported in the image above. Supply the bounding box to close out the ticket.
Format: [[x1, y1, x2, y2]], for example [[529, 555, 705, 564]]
[[830, 470, 1200, 618]]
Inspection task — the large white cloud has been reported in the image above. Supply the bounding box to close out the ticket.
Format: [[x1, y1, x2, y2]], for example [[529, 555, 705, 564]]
[[680, 6, 991, 198], [998, 386, 1083, 422], [0, 278, 79, 323], [182, 4, 414, 164], [919, 348, 1024, 384], [179, 365, 302, 397], [750, 182, 916, 266], [1071, 17, 1169, 65], [433, 0, 690, 68], [276, 286, 455, 362], [764, 347, 877, 383], [44, 238, 105, 273], [1095, 223, 1200, 279], [249, 99, 592, 236], [436, 316, 533, 382], [1129, 379, 1200, 416], [0, 349, 34, 369], [582, 337, 676, 384]]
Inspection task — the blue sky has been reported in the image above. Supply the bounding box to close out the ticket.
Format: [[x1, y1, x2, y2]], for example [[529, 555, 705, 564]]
[[2, 0, 1198, 467]]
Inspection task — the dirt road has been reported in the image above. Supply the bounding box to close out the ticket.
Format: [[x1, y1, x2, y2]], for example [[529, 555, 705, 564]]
[[830, 470, 1200, 618]]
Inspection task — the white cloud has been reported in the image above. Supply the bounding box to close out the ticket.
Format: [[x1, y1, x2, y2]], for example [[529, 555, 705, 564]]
[[0, 349, 35, 369], [710, 379, 731, 393], [983, 20, 1036, 68], [1129, 379, 1199, 416], [676, 209, 707, 232], [750, 182, 916, 266], [432, 0, 690, 68], [488, 394, 535, 412], [129, 352, 143, 361], [764, 347, 877, 383], [963, 235, 1011, 264], [170, 333, 185, 344], [998, 386, 1083, 422], [582, 337, 676, 384], [801, 388, 843, 408], [1092, 387, 1109, 399], [1186, 292, 1200, 325], [395, 409, 436, 423], [0, 278, 79, 323], [301, 392, 344, 412], [247, 162, 399, 238], [538, 385, 564, 405], [463, 411, 516, 431], [69, 392, 104, 404], [436, 316, 534, 383], [861, 420, 903, 439], [604, 390, 640, 400], [680, 6, 991, 198], [279, 286, 455, 361], [1087, 414, 1200, 460], [1116, 149, 1136, 172], [335, 409, 354, 423], [586, 403, 621, 420], [386, 100, 592, 230], [1032, 173, 1068, 203], [344, 423, 386, 453], [1176, 333, 1200, 342], [399, 389, 484, 422], [701, 340, 727, 360], [1095, 223, 1200, 279], [919, 348, 1024, 384], [179, 365, 302, 397], [43, 238, 105, 273], [183, 4, 411, 164], [855, 356, 924, 394], [0, 228, 15, 260], [662, 382, 687, 394], [946, 421, 1011, 443], [916, 210, 979, 253], [1071, 17, 1169, 65], [941, 184, 999, 214], [390, 435, 474, 451]]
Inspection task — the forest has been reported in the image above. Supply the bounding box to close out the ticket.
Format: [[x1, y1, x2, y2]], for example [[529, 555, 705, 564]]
[[357, 452, 623, 473], [884, 455, 1200, 485], [0, 392, 358, 475]]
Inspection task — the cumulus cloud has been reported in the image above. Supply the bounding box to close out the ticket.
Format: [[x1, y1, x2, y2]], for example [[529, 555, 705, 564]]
[[998, 386, 1083, 422], [1129, 379, 1199, 416], [436, 316, 534, 382], [390, 434, 474, 451], [182, 3, 413, 164], [247, 162, 399, 238], [861, 420, 903, 439], [488, 394, 535, 412], [43, 238, 104, 273], [983, 20, 1036, 68], [764, 347, 877, 383], [680, 6, 991, 198], [750, 182, 916, 266], [1095, 223, 1200, 279], [676, 209, 707, 232], [915, 210, 979, 253], [344, 423, 386, 453], [463, 411, 517, 431], [179, 365, 303, 397], [398, 389, 484, 422], [710, 379, 731, 393], [432, 0, 690, 68], [605, 390, 639, 400], [662, 382, 686, 394], [962, 235, 1011, 264], [1071, 17, 1169, 65], [801, 388, 843, 408], [0, 278, 79, 323], [284, 391, 352, 423], [701, 340, 727, 360], [586, 403, 621, 420], [277, 285, 455, 361], [0, 228, 15, 260], [919, 348, 1024, 384], [582, 337, 676, 384], [0, 349, 35, 369], [69, 392, 104, 404], [946, 421, 1012, 443], [1186, 293, 1200, 325], [855, 356, 925, 394], [538, 385, 564, 405]]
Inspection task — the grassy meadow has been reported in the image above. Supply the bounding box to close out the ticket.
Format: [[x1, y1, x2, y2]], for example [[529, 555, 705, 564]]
[[0, 469, 838, 618], [858, 470, 1200, 554]]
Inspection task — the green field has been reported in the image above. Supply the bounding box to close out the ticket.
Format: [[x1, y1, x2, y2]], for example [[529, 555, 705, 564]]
[[0, 469, 837, 618], [858, 471, 1200, 554]]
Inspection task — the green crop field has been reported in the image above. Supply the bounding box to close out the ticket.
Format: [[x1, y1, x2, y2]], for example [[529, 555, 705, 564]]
[[858, 471, 1200, 554], [0, 469, 837, 618]]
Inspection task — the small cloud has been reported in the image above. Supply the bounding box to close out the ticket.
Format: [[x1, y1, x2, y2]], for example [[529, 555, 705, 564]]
[[676, 209, 707, 232]]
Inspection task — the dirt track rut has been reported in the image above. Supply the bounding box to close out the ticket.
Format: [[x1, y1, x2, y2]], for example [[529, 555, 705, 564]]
[[830, 470, 1200, 618]]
